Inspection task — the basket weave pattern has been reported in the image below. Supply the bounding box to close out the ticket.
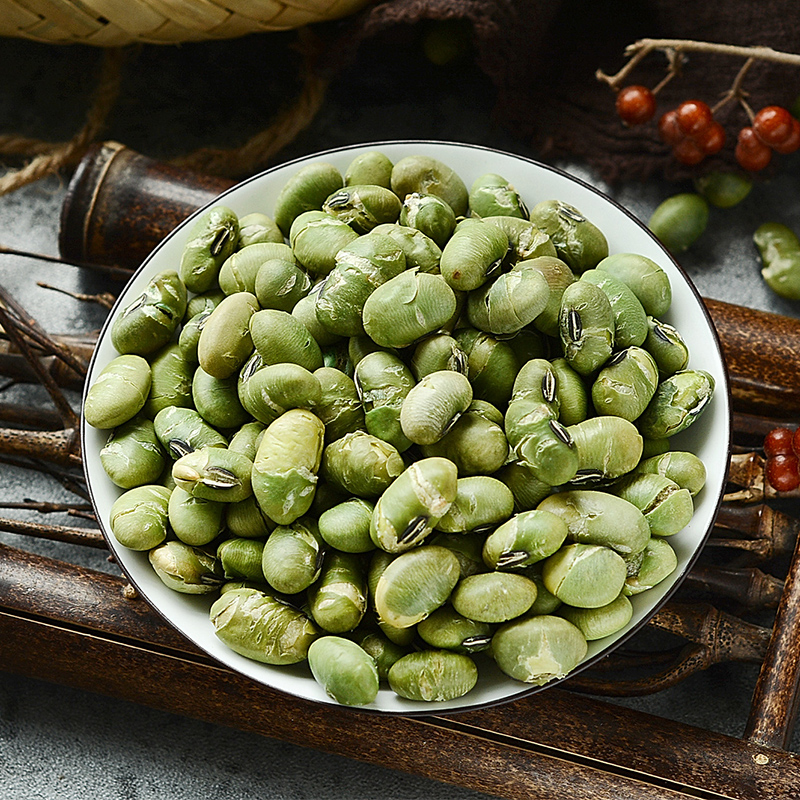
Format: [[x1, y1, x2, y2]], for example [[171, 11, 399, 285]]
[[0, 0, 372, 45]]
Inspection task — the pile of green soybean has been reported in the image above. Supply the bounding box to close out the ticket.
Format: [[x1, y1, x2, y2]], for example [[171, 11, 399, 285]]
[[84, 152, 715, 707]]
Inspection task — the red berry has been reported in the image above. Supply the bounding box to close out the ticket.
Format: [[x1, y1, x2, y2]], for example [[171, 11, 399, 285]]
[[658, 110, 685, 146], [673, 137, 706, 165], [735, 127, 772, 171], [616, 85, 657, 126], [695, 121, 726, 155], [766, 453, 800, 492], [753, 105, 795, 147], [772, 118, 800, 155], [764, 426, 795, 457], [676, 100, 714, 136], [792, 427, 800, 457]]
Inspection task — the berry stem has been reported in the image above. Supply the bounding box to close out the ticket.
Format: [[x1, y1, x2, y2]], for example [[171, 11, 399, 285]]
[[596, 38, 800, 90], [711, 57, 755, 116]]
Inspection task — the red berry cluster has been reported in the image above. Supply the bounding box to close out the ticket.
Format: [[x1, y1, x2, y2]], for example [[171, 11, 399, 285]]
[[658, 100, 725, 166], [736, 105, 800, 172], [763, 426, 800, 492], [614, 86, 800, 172]]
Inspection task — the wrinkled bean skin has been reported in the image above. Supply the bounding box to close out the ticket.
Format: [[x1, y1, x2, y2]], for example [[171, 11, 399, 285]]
[[580, 268, 648, 349], [321, 430, 405, 498], [466, 267, 550, 336], [110, 484, 171, 551], [399, 192, 456, 247], [539, 488, 650, 556], [754, 221, 800, 300], [611, 472, 694, 538], [370, 457, 458, 553], [100, 417, 165, 489], [289, 210, 360, 276], [218, 538, 267, 583], [542, 542, 628, 608], [391, 155, 469, 217], [261, 517, 323, 594], [400, 370, 473, 445], [149, 540, 223, 595], [596, 253, 672, 318], [483, 216, 557, 263], [315, 232, 406, 337], [491, 615, 587, 685], [469, 173, 528, 219], [637, 369, 715, 439], [644, 316, 690, 377], [388, 649, 478, 702], [362, 270, 457, 349], [219, 242, 295, 296], [374, 545, 461, 628], [253, 256, 311, 311], [111, 270, 187, 357], [143, 344, 194, 419], [592, 346, 660, 423], [236, 212, 283, 248], [624, 537, 678, 595], [308, 636, 379, 706], [529, 200, 608, 273], [372, 222, 442, 274], [409, 334, 467, 380], [558, 280, 614, 376], [209, 587, 318, 665], [354, 350, 416, 452], [179, 206, 239, 293], [252, 408, 325, 525], [420, 400, 509, 476], [307, 551, 368, 634], [323, 184, 402, 233], [85, 354, 151, 430]]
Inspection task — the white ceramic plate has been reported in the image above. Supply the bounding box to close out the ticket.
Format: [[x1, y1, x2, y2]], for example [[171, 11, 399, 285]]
[[82, 140, 731, 715]]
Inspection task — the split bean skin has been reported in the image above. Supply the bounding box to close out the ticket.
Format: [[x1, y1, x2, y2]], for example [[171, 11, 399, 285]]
[[89, 152, 717, 708]]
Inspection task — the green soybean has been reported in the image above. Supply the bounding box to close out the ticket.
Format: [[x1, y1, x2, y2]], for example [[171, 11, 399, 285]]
[[179, 206, 239, 293], [308, 636, 379, 706], [754, 221, 800, 300], [648, 193, 708, 253], [85, 354, 151, 430]]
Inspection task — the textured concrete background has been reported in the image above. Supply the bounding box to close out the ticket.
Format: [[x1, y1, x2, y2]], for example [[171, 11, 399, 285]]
[[1, 21, 799, 799]]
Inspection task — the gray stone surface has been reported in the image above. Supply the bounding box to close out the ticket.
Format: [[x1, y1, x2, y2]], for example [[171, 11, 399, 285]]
[[1, 23, 799, 800]]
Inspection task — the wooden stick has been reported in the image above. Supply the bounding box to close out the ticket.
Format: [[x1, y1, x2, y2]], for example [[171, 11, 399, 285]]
[[744, 516, 800, 748], [1, 543, 798, 800]]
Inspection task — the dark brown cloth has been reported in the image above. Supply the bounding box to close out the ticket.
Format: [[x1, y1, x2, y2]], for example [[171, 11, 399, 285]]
[[329, 0, 800, 182]]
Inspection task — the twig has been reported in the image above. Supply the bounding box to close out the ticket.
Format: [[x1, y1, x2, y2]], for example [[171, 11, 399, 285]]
[[37, 282, 116, 311], [597, 38, 800, 90]]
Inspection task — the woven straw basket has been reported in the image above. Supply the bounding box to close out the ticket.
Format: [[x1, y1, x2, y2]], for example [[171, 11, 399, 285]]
[[0, 0, 373, 46]]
